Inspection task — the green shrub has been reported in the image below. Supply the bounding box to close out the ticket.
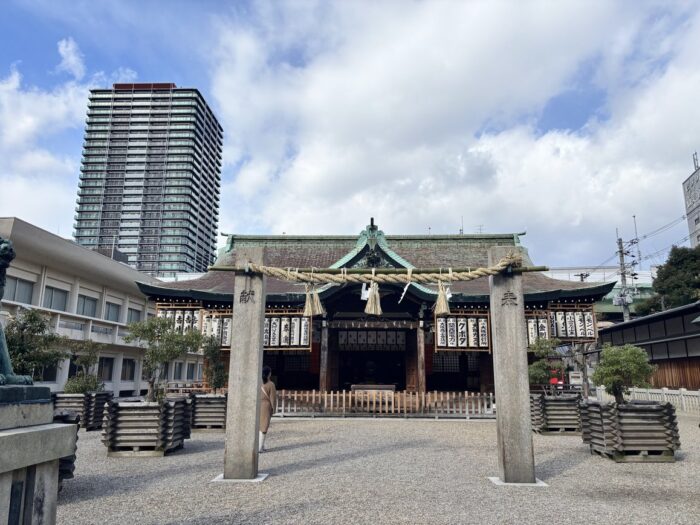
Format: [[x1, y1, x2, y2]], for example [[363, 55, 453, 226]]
[[592, 344, 655, 403], [63, 374, 103, 394]]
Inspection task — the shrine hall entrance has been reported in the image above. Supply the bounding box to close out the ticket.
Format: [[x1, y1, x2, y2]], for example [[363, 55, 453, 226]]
[[331, 328, 413, 391]]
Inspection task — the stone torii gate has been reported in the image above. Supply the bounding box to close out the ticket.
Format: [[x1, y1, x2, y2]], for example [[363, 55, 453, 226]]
[[218, 246, 540, 485]]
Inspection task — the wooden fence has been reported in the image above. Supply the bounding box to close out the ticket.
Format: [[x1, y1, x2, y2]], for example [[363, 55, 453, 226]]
[[275, 390, 495, 418], [595, 386, 700, 415]]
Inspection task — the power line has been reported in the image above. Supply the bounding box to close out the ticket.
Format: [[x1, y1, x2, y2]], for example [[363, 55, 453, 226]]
[[625, 214, 686, 245], [582, 215, 687, 280], [642, 234, 691, 261]]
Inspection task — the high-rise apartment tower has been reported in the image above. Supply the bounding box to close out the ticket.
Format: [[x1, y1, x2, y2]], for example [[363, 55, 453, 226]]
[[74, 83, 223, 276], [683, 155, 700, 248]]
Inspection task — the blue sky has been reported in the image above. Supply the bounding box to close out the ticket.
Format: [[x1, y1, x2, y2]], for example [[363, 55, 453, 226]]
[[1, 0, 699, 270]]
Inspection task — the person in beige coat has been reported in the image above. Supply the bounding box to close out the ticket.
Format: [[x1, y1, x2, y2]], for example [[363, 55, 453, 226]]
[[259, 365, 277, 453]]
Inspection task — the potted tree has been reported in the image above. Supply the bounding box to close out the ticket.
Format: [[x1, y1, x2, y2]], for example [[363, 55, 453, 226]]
[[528, 337, 564, 393], [4, 308, 67, 382], [582, 344, 680, 462], [528, 338, 580, 433], [56, 340, 112, 430], [192, 336, 228, 430], [101, 317, 202, 456], [592, 344, 655, 404]]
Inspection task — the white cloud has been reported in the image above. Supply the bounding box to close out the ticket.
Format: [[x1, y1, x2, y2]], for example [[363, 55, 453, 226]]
[[210, 1, 699, 266], [56, 37, 85, 80], [0, 67, 86, 148], [1, 39, 136, 238]]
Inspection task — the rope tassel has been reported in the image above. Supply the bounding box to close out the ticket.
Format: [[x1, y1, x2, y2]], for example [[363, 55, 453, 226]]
[[364, 282, 383, 316], [303, 285, 326, 317], [434, 281, 451, 316]]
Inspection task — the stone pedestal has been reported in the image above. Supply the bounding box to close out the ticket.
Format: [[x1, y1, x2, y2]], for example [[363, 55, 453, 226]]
[[0, 386, 77, 525]]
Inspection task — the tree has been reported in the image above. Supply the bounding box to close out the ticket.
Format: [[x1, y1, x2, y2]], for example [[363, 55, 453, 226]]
[[202, 336, 227, 392], [636, 245, 700, 314], [634, 295, 663, 316], [592, 344, 655, 404], [63, 339, 103, 394], [124, 317, 202, 401], [528, 337, 564, 390], [4, 308, 68, 380]]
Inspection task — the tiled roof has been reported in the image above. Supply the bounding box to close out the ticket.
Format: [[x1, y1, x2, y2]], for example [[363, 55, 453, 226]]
[[137, 228, 614, 302]]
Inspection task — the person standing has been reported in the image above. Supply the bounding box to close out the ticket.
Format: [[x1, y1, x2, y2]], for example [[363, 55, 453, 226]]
[[259, 365, 277, 453]]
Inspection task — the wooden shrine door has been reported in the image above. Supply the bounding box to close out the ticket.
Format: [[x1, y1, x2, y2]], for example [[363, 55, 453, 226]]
[[405, 331, 418, 392]]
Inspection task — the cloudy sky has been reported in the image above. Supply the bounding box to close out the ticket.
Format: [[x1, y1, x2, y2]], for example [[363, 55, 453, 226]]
[[1, 0, 699, 269]]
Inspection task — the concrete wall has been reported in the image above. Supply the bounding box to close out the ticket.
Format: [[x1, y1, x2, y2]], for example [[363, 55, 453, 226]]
[[0, 218, 203, 396]]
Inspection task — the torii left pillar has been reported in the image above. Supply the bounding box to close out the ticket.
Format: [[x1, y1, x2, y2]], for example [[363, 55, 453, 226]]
[[488, 246, 536, 484], [223, 247, 267, 480]]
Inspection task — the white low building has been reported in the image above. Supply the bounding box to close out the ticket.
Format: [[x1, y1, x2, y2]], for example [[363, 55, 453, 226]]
[[0, 217, 204, 396]]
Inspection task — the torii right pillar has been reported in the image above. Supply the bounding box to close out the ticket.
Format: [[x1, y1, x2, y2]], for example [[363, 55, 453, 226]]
[[488, 246, 536, 484]]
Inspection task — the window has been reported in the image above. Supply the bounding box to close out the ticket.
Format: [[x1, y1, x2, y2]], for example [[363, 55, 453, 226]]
[[186, 363, 196, 381], [196, 364, 203, 381], [67, 358, 80, 379], [432, 353, 460, 373], [173, 362, 183, 380], [37, 364, 58, 382], [105, 302, 121, 322], [284, 354, 310, 372], [4, 276, 34, 304], [98, 357, 114, 381], [121, 359, 136, 381], [127, 308, 142, 323], [43, 286, 68, 311], [159, 362, 169, 380], [77, 294, 98, 317]]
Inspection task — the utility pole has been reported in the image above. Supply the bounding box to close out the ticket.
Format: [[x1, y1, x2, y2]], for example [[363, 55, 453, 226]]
[[617, 236, 631, 322], [632, 215, 642, 271]]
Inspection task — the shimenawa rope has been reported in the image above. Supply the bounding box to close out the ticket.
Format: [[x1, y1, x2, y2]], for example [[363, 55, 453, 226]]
[[238, 254, 520, 285]]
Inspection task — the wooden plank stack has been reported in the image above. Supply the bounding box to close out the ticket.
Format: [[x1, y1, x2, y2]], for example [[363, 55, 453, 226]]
[[161, 398, 188, 451], [541, 394, 581, 434], [191, 394, 227, 430], [53, 392, 113, 431], [530, 394, 545, 432], [53, 394, 85, 422], [84, 392, 113, 430], [101, 399, 191, 457], [579, 400, 680, 462], [53, 410, 80, 491], [166, 394, 193, 439], [579, 401, 620, 454]]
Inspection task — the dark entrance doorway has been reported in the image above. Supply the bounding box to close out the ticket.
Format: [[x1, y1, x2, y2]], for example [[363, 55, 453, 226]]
[[331, 327, 411, 390], [338, 351, 406, 390]]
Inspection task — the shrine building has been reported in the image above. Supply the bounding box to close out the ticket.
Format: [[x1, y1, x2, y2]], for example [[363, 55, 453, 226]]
[[136, 221, 614, 393]]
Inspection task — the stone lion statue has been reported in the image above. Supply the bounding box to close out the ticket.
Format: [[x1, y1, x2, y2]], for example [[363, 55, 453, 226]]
[[0, 237, 32, 385]]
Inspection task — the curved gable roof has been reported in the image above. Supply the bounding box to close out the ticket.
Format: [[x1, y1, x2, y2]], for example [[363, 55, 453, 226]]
[[137, 223, 614, 303]]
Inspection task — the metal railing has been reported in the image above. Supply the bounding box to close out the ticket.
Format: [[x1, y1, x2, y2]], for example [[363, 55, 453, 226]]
[[595, 386, 700, 415]]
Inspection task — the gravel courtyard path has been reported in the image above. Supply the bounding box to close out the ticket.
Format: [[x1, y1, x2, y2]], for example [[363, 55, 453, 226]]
[[58, 415, 700, 525]]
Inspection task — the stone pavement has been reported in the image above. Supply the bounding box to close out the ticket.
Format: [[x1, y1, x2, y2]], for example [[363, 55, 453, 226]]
[[58, 415, 700, 525]]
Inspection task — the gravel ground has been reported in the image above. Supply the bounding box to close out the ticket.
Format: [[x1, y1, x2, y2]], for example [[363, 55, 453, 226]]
[[58, 415, 700, 525]]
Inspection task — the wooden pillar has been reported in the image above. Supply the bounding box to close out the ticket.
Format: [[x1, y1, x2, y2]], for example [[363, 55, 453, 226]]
[[223, 247, 267, 480], [319, 318, 329, 392], [488, 246, 535, 484], [416, 321, 426, 394]]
